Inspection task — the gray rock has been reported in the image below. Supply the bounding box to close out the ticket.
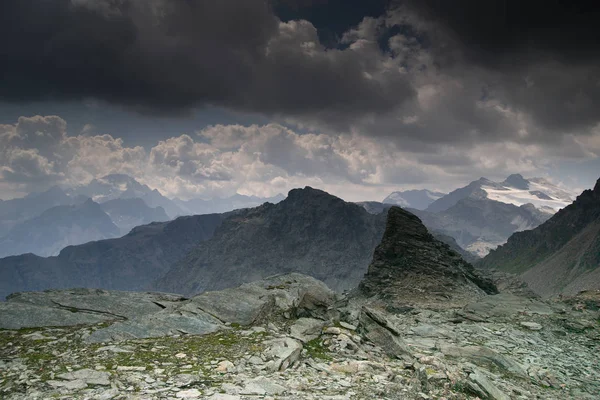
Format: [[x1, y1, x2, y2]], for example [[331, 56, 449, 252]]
[[185, 273, 336, 326], [439, 344, 526, 378], [520, 321, 542, 330], [468, 368, 511, 400], [289, 318, 325, 342], [0, 302, 109, 329], [86, 311, 222, 343], [263, 337, 303, 372], [0, 289, 186, 330], [242, 377, 287, 395], [47, 379, 88, 390], [57, 369, 110, 386]]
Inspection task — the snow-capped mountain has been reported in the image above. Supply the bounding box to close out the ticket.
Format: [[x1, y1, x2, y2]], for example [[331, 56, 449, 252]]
[[427, 174, 575, 213], [382, 189, 446, 210], [483, 176, 574, 212]]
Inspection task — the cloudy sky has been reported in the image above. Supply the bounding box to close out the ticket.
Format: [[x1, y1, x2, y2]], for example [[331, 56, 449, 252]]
[[1, 0, 599, 201]]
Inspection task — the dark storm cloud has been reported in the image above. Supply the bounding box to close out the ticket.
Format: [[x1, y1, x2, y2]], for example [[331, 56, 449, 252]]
[[399, 0, 600, 134], [0, 0, 413, 119], [403, 0, 600, 66]]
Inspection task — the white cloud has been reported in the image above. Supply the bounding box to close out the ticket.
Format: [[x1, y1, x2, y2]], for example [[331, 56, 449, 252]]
[[0, 115, 598, 201]]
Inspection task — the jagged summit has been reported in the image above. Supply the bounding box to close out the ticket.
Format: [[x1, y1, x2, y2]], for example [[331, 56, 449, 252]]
[[359, 206, 497, 306]]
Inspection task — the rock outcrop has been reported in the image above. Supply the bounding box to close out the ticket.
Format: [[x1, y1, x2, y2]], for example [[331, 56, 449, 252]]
[[359, 206, 497, 307], [480, 177, 600, 296]]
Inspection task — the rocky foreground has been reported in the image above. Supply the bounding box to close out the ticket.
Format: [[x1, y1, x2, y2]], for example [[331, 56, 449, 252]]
[[0, 273, 599, 400]]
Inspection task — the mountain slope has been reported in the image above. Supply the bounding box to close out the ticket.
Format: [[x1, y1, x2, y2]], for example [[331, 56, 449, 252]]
[[359, 206, 497, 306], [0, 213, 227, 300], [156, 187, 387, 296], [0, 199, 120, 258], [382, 189, 446, 210], [480, 178, 600, 296], [100, 198, 170, 235], [412, 198, 551, 257], [0, 186, 81, 237]]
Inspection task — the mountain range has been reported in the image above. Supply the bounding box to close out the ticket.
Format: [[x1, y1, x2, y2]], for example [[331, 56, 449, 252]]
[[376, 174, 574, 257], [0, 187, 390, 300], [480, 178, 600, 297], [0, 213, 227, 300], [425, 174, 573, 213], [0, 174, 285, 258], [0, 199, 120, 258]]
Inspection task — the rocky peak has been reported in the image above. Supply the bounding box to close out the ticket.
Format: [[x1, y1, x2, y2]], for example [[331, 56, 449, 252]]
[[594, 178, 600, 195], [503, 173, 530, 189], [285, 186, 345, 206], [359, 206, 497, 306]]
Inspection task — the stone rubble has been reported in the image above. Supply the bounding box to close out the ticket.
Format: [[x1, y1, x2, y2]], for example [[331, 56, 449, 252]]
[[1, 286, 598, 400]]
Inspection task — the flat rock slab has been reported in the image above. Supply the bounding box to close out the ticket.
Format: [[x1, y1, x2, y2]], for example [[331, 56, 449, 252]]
[[0, 288, 186, 329], [439, 343, 527, 378], [468, 368, 511, 400], [57, 369, 110, 386], [0, 302, 110, 329], [86, 312, 222, 343], [242, 377, 287, 395]]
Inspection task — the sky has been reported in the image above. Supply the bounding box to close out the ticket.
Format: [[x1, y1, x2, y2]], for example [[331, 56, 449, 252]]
[[1, 0, 599, 201]]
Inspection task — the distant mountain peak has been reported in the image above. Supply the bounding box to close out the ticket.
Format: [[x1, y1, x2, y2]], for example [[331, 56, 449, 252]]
[[286, 186, 340, 202], [503, 174, 529, 190], [427, 174, 575, 213], [594, 178, 600, 193]]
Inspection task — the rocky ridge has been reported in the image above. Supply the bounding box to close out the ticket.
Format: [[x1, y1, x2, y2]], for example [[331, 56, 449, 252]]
[[156, 187, 386, 296]]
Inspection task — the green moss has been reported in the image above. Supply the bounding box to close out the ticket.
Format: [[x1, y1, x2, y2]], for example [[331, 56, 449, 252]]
[[304, 338, 333, 361]]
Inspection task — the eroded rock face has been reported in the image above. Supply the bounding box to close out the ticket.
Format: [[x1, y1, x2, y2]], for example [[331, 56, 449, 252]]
[[359, 206, 497, 307]]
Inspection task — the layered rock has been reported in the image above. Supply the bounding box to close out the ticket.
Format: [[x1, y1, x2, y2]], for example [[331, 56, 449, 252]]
[[359, 206, 497, 306]]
